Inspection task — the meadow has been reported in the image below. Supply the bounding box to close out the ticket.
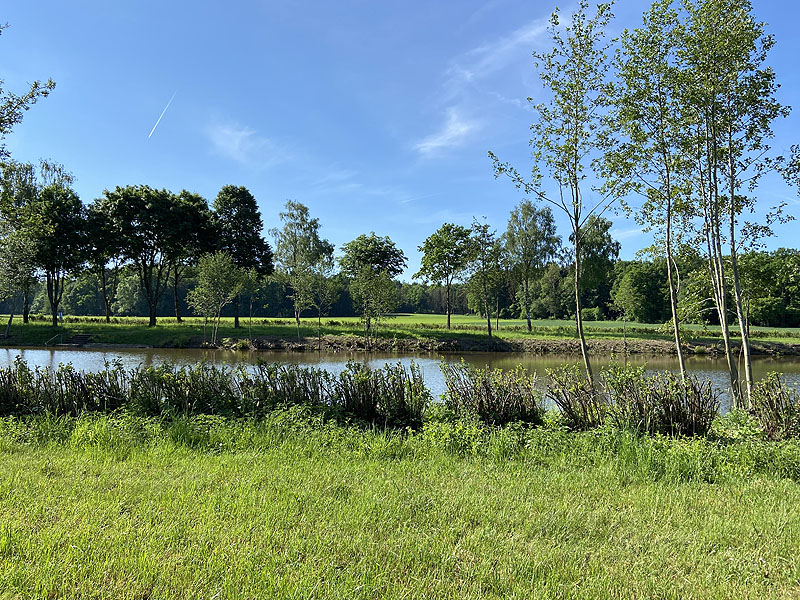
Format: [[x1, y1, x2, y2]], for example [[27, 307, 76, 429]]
[[2, 410, 800, 599], [3, 312, 800, 350]]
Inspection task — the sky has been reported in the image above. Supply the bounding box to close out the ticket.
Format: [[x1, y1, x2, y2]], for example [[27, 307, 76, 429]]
[[3, 0, 799, 279]]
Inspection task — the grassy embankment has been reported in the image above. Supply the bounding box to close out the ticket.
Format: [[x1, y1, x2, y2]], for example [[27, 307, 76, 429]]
[[2, 410, 800, 599], [3, 313, 800, 351]]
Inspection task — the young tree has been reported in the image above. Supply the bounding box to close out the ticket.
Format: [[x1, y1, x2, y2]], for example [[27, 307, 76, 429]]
[[186, 252, 245, 346], [414, 223, 473, 329], [339, 233, 406, 342], [0, 24, 55, 161], [602, 0, 691, 378], [490, 0, 615, 384], [503, 201, 561, 331], [468, 219, 503, 340], [0, 225, 37, 336], [309, 252, 339, 348], [213, 185, 273, 328], [682, 0, 789, 406], [271, 201, 334, 337]]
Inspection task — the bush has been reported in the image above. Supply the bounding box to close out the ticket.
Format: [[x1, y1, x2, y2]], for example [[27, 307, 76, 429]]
[[602, 363, 720, 437], [546, 364, 607, 430], [751, 372, 800, 440], [581, 307, 603, 321], [441, 361, 544, 426]]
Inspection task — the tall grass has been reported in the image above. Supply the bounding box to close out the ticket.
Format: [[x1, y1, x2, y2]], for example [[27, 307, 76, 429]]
[[751, 372, 800, 440]]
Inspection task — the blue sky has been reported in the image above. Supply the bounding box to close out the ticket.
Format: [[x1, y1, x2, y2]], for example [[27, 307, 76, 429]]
[[3, 0, 799, 279]]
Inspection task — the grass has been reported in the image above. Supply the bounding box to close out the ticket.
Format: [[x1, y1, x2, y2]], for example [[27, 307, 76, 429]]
[[2, 411, 800, 598], [3, 312, 800, 349]]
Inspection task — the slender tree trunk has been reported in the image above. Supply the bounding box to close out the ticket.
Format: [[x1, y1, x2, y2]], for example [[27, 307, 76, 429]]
[[445, 280, 451, 329], [22, 290, 30, 324], [573, 215, 593, 386], [495, 296, 499, 331], [4, 301, 14, 338], [173, 265, 182, 323], [524, 277, 532, 332], [148, 302, 157, 327], [233, 295, 240, 328], [47, 274, 60, 327], [727, 135, 753, 407], [664, 179, 686, 381], [483, 279, 492, 341], [295, 308, 301, 339]]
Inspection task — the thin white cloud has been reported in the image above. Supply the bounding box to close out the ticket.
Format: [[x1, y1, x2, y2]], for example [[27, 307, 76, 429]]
[[449, 18, 549, 85], [206, 121, 288, 167], [415, 108, 479, 156], [611, 227, 645, 241]]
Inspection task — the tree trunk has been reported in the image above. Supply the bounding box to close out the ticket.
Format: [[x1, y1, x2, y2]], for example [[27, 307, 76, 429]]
[[295, 308, 301, 339], [483, 280, 492, 341], [22, 290, 30, 324], [524, 277, 532, 332], [573, 221, 593, 386], [148, 303, 157, 327], [664, 193, 687, 381], [173, 274, 182, 323], [233, 295, 240, 328], [47, 275, 59, 328], [445, 280, 451, 329], [104, 297, 112, 323], [727, 135, 753, 406], [4, 308, 14, 338]]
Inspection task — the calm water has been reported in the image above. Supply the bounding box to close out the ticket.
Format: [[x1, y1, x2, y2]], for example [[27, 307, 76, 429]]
[[2, 346, 799, 411]]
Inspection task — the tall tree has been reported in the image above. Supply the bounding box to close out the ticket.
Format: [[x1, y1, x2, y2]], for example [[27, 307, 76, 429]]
[[167, 190, 215, 323], [0, 161, 86, 327], [414, 223, 473, 329], [468, 219, 503, 340], [503, 201, 561, 331], [339, 233, 406, 341], [490, 0, 616, 384], [603, 0, 690, 379], [271, 201, 334, 337], [0, 24, 55, 161], [102, 185, 186, 327], [86, 198, 125, 323], [213, 185, 273, 328], [682, 0, 789, 407]]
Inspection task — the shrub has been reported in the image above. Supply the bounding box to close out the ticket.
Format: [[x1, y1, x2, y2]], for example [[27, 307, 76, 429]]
[[441, 361, 544, 426], [751, 372, 800, 440], [602, 363, 719, 437], [546, 364, 607, 430]]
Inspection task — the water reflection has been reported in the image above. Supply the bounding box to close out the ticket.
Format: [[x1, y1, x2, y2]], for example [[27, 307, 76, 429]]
[[2, 347, 799, 411]]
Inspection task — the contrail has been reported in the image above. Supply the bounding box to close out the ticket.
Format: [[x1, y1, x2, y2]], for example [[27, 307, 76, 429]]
[[148, 91, 177, 139]]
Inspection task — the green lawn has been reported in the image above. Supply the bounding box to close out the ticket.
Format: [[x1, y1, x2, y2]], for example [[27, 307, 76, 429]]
[[2, 312, 799, 348], [1, 412, 800, 599]]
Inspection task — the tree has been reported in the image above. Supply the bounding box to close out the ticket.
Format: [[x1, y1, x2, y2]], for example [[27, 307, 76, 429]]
[[271, 201, 334, 337], [102, 185, 184, 327], [340, 233, 406, 341], [0, 24, 55, 161], [612, 261, 669, 323], [0, 224, 37, 336], [415, 223, 473, 329], [167, 190, 215, 323], [503, 201, 561, 331], [213, 185, 274, 328], [86, 198, 125, 323], [682, 0, 789, 407], [0, 161, 87, 327], [467, 219, 503, 340], [490, 0, 615, 384], [187, 252, 245, 345], [602, 0, 691, 379], [309, 252, 339, 347]]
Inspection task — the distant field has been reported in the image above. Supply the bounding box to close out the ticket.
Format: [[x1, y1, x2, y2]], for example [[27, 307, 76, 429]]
[[1, 312, 799, 348]]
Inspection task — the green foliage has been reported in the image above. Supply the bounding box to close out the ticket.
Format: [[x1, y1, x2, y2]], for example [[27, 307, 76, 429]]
[[751, 372, 800, 440], [213, 185, 273, 275], [441, 360, 544, 426], [547, 364, 607, 430], [186, 251, 246, 344]]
